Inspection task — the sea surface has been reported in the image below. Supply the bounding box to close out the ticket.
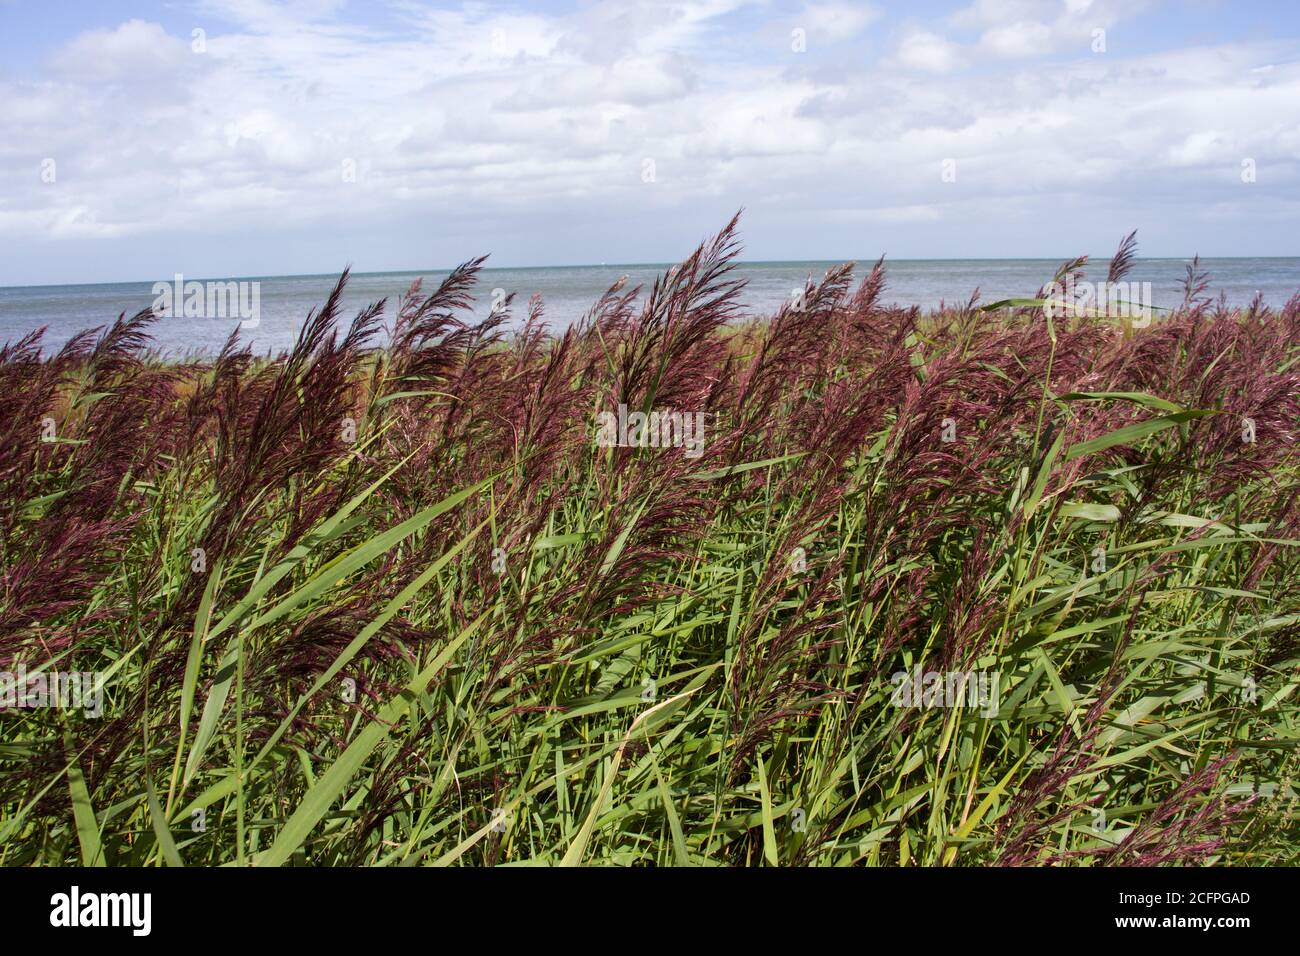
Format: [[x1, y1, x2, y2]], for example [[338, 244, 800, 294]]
[[2, 258, 1297, 357]]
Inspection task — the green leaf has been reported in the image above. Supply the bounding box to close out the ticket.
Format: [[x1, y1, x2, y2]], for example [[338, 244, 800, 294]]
[[757, 755, 777, 866], [561, 685, 704, 866], [256, 611, 489, 867], [182, 638, 240, 787], [206, 450, 421, 642], [64, 733, 105, 867], [247, 474, 497, 634], [652, 761, 690, 866], [1059, 391, 1186, 414], [247, 514, 494, 774], [1063, 410, 1214, 462], [694, 452, 808, 481], [146, 781, 184, 867], [1058, 502, 1122, 522]]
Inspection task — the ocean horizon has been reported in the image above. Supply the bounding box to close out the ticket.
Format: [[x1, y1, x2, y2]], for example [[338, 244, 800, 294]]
[[3, 256, 1297, 356]]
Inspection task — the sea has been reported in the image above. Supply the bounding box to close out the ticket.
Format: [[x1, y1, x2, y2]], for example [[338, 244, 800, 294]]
[[1, 258, 1296, 357]]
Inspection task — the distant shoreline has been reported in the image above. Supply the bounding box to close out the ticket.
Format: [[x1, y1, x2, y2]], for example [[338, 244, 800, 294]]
[[4, 255, 1299, 293]]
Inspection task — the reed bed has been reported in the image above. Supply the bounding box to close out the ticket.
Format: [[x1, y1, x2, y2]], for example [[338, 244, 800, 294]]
[[1, 215, 1297, 866]]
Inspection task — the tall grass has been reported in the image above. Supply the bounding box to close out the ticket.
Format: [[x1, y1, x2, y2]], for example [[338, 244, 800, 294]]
[[1, 215, 1297, 866]]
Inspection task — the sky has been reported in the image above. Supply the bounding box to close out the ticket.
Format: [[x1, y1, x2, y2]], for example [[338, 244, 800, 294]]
[[1, 0, 1298, 285]]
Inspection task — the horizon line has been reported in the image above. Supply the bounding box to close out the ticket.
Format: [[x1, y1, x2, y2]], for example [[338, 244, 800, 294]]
[[5, 254, 1299, 292]]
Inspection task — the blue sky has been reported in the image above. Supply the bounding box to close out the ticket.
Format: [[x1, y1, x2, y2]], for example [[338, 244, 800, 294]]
[[1, 0, 1299, 285]]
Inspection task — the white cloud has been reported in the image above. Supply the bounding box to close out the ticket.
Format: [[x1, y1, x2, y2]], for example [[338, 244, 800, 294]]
[[893, 29, 966, 72], [952, 0, 1139, 59], [979, 21, 1054, 58], [1, 0, 1298, 281], [1168, 130, 1235, 166], [49, 19, 189, 81], [800, 2, 883, 41]]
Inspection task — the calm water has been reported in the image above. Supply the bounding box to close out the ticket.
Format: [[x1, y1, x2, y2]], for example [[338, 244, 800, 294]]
[[2, 258, 1297, 357]]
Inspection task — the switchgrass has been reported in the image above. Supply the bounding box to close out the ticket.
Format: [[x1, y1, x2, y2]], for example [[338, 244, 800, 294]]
[[1, 217, 1297, 866]]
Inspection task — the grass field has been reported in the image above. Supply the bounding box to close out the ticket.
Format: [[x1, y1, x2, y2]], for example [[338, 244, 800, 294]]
[[1, 217, 1297, 866]]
